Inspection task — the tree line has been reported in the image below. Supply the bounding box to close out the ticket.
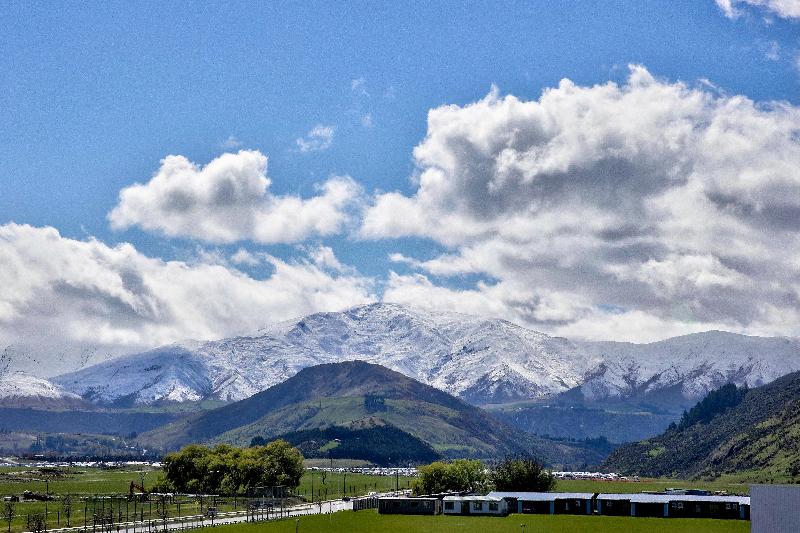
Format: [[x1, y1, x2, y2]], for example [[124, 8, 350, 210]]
[[675, 383, 749, 430], [160, 439, 304, 495], [412, 456, 555, 495]]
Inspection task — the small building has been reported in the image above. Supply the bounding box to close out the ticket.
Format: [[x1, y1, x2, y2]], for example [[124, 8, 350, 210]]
[[377, 497, 441, 515], [488, 492, 595, 515], [750, 485, 799, 532], [596, 493, 750, 519], [442, 495, 508, 516]]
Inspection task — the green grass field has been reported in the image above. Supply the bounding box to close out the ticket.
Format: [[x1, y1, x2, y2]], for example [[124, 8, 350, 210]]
[[209, 511, 750, 532], [555, 476, 749, 495], [0, 466, 411, 533], [0, 466, 754, 533]]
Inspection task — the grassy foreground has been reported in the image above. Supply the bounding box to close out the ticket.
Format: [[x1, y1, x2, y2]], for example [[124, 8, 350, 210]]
[[213, 511, 750, 532], [556, 476, 749, 495], [0, 467, 411, 533]]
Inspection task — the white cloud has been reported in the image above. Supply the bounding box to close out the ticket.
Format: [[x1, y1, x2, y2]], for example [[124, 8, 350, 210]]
[[365, 66, 800, 341], [0, 224, 373, 375], [221, 135, 242, 149], [296, 125, 335, 152], [716, 0, 800, 19], [109, 150, 362, 244], [230, 248, 261, 266]]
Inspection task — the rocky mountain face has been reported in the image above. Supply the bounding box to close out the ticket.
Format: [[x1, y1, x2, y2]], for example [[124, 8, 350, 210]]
[[51, 303, 800, 412]]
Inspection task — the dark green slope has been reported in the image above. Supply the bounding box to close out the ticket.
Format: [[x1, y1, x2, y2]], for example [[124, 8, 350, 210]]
[[143, 361, 606, 467], [603, 371, 800, 481], [271, 420, 440, 465], [0, 407, 181, 435]]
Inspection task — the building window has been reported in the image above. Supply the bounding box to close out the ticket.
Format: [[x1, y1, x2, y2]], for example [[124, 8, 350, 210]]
[[444, 502, 454, 510], [489, 502, 498, 511], [472, 501, 483, 511], [671, 502, 684, 509]]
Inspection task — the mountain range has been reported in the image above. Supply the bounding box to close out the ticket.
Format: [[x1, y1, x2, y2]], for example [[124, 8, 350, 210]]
[[49, 303, 800, 411]]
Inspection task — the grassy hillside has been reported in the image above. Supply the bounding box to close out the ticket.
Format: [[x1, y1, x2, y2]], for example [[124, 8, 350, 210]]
[[488, 400, 677, 443], [143, 361, 607, 466], [604, 370, 800, 481]]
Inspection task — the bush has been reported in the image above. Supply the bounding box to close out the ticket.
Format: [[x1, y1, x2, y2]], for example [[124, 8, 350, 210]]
[[491, 456, 555, 492], [412, 459, 489, 495]]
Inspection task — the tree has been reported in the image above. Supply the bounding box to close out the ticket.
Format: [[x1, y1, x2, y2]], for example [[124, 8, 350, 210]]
[[412, 460, 489, 495], [163, 440, 304, 495], [491, 456, 555, 492], [257, 439, 305, 489], [2, 501, 14, 533], [678, 383, 748, 430], [155, 495, 169, 531], [26, 512, 46, 533], [61, 494, 73, 527]]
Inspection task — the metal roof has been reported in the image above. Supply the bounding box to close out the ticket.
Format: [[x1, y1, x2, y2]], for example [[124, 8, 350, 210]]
[[443, 495, 502, 501], [597, 493, 750, 505], [487, 492, 595, 501], [378, 496, 439, 501]]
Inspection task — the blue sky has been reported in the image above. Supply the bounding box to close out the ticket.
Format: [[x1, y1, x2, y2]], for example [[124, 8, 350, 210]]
[[1, 1, 800, 373]]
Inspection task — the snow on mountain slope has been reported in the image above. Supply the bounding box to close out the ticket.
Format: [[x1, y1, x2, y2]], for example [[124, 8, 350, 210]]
[[54, 346, 213, 405], [577, 331, 800, 403], [52, 303, 800, 407], [0, 371, 88, 409]]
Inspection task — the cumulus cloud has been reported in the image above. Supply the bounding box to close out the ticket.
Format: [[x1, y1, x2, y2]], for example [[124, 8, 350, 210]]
[[716, 0, 800, 19], [0, 223, 374, 375], [296, 125, 335, 152], [364, 66, 800, 341], [109, 150, 361, 244]]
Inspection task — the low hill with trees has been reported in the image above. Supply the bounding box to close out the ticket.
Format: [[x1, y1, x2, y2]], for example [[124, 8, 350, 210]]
[[143, 361, 607, 467], [603, 371, 800, 481]]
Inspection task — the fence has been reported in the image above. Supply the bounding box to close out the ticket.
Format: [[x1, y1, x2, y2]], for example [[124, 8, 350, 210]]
[[352, 497, 378, 512]]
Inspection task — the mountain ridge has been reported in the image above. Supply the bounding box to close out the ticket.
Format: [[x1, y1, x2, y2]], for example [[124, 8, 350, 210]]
[[141, 360, 606, 466], [51, 304, 800, 412]]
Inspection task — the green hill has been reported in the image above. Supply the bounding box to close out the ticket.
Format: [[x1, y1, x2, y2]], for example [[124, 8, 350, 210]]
[[142, 361, 606, 467], [603, 371, 800, 481], [269, 419, 440, 465]]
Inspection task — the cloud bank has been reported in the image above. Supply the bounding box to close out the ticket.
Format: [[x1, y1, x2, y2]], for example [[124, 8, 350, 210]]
[[109, 150, 361, 243], [367, 65, 800, 341], [0, 223, 373, 375]]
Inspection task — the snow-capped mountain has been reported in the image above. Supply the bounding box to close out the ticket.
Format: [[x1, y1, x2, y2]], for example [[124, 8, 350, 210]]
[[52, 303, 800, 407], [0, 371, 88, 409]]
